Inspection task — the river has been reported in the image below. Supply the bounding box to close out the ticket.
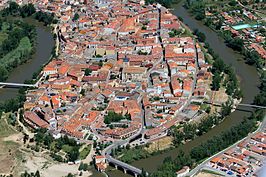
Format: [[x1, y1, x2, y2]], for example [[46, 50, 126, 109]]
[[107, 1, 260, 176], [0, 18, 54, 101]]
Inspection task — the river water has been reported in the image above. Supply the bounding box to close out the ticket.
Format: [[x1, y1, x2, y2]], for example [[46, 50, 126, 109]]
[[107, 1, 260, 176], [0, 18, 54, 101]]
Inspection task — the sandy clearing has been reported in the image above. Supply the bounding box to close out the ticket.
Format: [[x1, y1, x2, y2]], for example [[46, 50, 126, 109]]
[[24, 153, 93, 177]]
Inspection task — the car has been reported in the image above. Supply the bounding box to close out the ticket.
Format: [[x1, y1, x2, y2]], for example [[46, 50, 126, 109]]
[[227, 171, 233, 175]]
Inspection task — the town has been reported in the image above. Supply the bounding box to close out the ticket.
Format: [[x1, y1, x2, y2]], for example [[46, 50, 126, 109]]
[[0, 0, 265, 177]]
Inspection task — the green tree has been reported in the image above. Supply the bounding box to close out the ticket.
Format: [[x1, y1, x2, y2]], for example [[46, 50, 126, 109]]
[[0, 66, 8, 81], [212, 72, 221, 91], [68, 147, 79, 162], [73, 13, 79, 21], [84, 68, 92, 76]]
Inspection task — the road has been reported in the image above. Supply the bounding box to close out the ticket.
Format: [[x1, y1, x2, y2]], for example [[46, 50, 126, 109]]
[[187, 115, 266, 176]]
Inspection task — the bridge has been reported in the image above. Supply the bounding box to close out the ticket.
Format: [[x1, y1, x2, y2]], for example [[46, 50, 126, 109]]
[[106, 154, 142, 177], [0, 82, 38, 88], [204, 101, 266, 109]]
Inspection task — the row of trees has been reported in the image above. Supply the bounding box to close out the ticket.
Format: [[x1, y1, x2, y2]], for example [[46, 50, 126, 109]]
[[254, 71, 266, 106]]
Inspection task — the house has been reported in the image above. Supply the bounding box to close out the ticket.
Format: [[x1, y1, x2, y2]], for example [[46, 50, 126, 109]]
[[94, 155, 107, 172], [122, 66, 147, 82]]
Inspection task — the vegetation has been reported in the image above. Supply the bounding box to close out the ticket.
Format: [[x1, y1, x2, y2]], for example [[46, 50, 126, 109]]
[[104, 111, 131, 124], [118, 146, 150, 163], [254, 71, 266, 106], [34, 128, 82, 162], [145, 0, 174, 8], [244, 50, 263, 69], [78, 162, 90, 171], [79, 145, 91, 160], [84, 68, 92, 76], [193, 29, 206, 42], [34, 11, 58, 26], [20, 170, 40, 177], [0, 87, 27, 113], [73, 13, 79, 21], [0, 19, 36, 81], [185, 0, 206, 20], [169, 29, 183, 37], [1, 2, 57, 25]]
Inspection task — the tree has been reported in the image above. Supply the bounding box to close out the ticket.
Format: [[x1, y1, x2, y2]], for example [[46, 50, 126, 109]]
[[80, 89, 86, 96], [229, 0, 237, 6], [104, 111, 128, 124], [0, 66, 8, 81], [20, 4, 36, 17], [78, 162, 84, 171], [66, 173, 74, 177], [35, 170, 40, 177], [194, 29, 206, 42], [84, 68, 92, 76], [221, 98, 233, 117], [227, 37, 244, 51], [212, 72, 221, 91], [73, 13, 79, 21], [68, 147, 79, 162], [244, 50, 262, 68]]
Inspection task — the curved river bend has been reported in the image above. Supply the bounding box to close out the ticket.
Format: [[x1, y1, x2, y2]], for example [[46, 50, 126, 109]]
[[107, 1, 260, 176], [0, 19, 54, 101]]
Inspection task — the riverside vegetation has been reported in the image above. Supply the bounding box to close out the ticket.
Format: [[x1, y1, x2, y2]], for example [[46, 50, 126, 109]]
[[0, 2, 57, 82], [0, 2, 57, 116]]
